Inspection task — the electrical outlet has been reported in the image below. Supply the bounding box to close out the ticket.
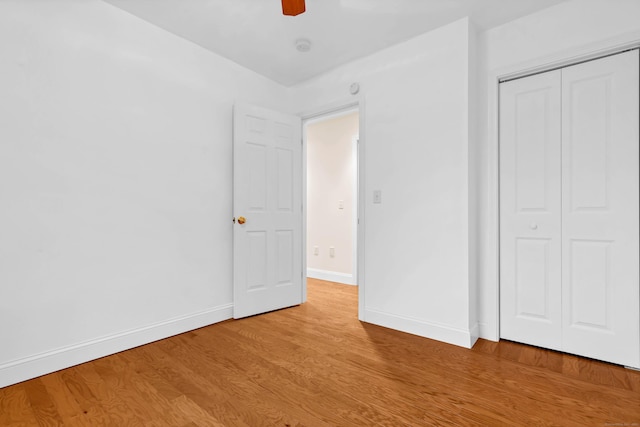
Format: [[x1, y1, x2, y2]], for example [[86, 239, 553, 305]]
[[314, 246, 319, 256], [329, 246, 335, 258]]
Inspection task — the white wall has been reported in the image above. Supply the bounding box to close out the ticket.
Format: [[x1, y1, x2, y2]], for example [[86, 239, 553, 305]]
[[0, 0, 290, 387], [306, 112, 358, 284], [294, 18, 478, 348], [475, 0, 640, 340]]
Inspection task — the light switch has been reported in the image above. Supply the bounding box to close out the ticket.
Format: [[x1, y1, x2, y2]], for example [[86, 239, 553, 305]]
[[338, 200, 344, 209], [373, 190, 382, 204]]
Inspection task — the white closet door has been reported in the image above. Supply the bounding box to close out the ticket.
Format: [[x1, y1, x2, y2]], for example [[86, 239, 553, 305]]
[[561, 50, 640, 367], [499, 70, 563, 351]]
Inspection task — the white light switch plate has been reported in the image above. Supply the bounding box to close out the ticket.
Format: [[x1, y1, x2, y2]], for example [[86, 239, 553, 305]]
[[373, 190, 382, 204]]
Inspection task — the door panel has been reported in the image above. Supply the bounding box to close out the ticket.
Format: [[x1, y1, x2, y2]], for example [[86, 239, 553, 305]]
[[275, 230, 293, 285], [276, 148, 293, 210], [566, 75, 610, 211], [568, 239, 611, 329], [561, 50, 640, 367], [514, 238, 552, 319], [246, 231, 268, 291], [246, 143, 268, 212], [500, 70, 563, 350], [233, 104, 302, 319]]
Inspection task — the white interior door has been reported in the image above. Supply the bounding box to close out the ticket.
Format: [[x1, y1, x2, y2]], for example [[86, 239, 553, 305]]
[[233, 103, 302, 319], [560, 50, 639, 367], [499, 70, 563, 351]]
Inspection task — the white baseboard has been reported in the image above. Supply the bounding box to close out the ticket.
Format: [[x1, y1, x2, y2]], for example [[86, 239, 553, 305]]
[[0, 304, 233, 389], [478, 321, 499, 342], [363, 307, 477, 349], [469, 322, 480, 348], [307, 268, 355, 285]]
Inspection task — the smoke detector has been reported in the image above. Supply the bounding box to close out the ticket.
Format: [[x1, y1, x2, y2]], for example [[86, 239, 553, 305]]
[[295, 38, 312, 53]]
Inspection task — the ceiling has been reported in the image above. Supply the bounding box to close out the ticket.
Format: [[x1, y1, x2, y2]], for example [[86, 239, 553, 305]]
[[102, 0, 566, 86]]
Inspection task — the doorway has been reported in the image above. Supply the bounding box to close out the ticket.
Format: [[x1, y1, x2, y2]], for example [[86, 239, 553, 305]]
[[304, 108, 360, 291]]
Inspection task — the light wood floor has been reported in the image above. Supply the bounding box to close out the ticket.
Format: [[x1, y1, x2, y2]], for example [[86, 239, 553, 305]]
[[2, 278, 639, 426]]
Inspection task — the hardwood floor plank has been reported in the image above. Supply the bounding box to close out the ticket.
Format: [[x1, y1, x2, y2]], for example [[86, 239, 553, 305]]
[[91, 353, 184, 425], [22, 378, 64, 427], [157, 332, 333, 426], [170, 395, 227, 427], [0, 384, 39, 426], [58, 368, 98, 416], [137, 343, 262, 427], [215, 319, 460, 425], [39, 373, 84, 421]]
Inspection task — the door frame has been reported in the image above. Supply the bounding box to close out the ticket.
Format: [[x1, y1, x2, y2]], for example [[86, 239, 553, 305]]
[[489, 33, 640, 341], [299, 98, 366, 320]]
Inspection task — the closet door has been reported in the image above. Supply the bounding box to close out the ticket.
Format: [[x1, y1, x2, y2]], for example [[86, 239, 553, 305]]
[[561, 50, 640, 367], [499, 70, 563, 351]]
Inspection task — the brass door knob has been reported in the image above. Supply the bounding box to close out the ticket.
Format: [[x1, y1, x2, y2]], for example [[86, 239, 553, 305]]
[[237, 216, 246, 225]]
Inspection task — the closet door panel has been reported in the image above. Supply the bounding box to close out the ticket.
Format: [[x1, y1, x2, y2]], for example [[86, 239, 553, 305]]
[[499, 70, 562, 350], [561, 50, 640, 368]]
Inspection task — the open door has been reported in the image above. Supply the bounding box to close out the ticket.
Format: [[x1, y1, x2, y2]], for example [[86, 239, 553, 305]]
[[233, 103, 303, 319]]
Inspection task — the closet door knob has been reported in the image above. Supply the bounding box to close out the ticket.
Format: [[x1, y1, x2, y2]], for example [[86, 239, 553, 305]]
[[530, 223, 538, 230]]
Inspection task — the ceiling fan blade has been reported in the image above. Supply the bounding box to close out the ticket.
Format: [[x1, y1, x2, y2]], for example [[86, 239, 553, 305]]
[[282, 0, 306, 16]]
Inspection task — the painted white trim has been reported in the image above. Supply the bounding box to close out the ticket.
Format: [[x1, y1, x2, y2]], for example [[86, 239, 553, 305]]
[[364, 308, 478, 349], [305, 105, 359, 126], [477, 322, 496, 342], [301, 112, 308, 304], [487, 30, 640, 343], [0, 304, 233, 388], [299, 98, 360, 123], [499, 38, 640, 83], [307, 268, 355, 285], [351, 134, 359, 287], [469, 322, 480, 346], [356, 99, 366, 321]]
